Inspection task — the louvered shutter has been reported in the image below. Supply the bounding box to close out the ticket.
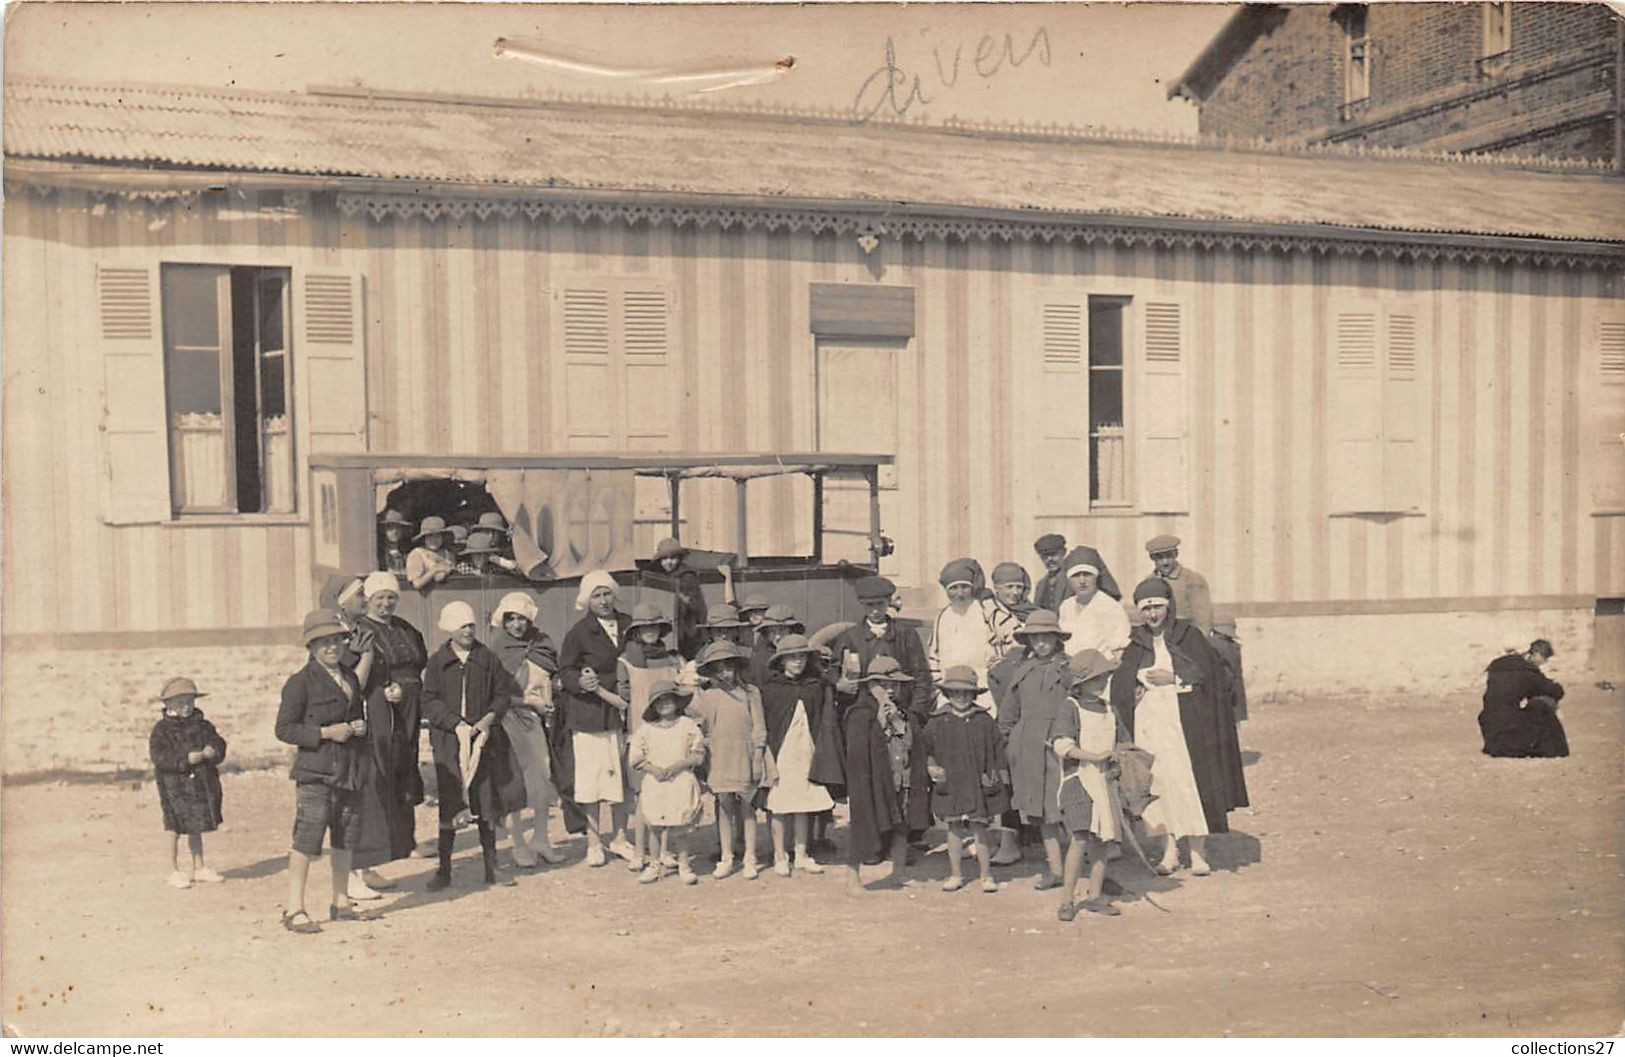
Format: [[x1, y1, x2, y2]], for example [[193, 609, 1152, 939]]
[[621, 284, 675, 452], [1591, 316, 1625, 510], [97, 264, 173, 524], [1035, 297, 1089, 515], [1138, 299, 1191, 513], [295, 272, 369, 461], [1328, 301, 1385, 513], [559, 286, 613, 451], [1381, 307, 1424, 512]]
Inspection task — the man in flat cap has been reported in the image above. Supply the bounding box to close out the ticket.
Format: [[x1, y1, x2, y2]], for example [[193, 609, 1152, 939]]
[[1031, 534, 1070, 613], [1145, 534, 1213, 636], [829, 575, 936, 857]]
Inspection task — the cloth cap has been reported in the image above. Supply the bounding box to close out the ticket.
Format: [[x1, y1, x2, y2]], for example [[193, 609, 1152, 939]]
[[1145, 534, 1181, 555], [575, 570, 619, 611], [1034, 533, 1067, 555], [1068, 649, 1116, 686], [438, 600, 477, 632], [654, 537, 688, 560], [854, 575, 896, 601], [414, 516, 449, 540], [1064, 545, 1105, 580], [1013, 609, 1070, 641], [641, 678, 693, 722], [301, 608, 349, 646], [761, 603, 802, 629], [702, 603, 746, 628], [938, 665, 985, 693], [991, 561, 1031, 587], [695, 639, 746, 670], [626, 601, 673, 633], [364, 571, 401, 598], [1133, 576, 1175, 608], [860, 655, 914, 682], [157, 676, 207, 702], [462, 529, 504, 555], [491, 591, 539, 628], [770, 633, 817, 664], [938, 557, 983, 591], [381, 509, 412, 527]]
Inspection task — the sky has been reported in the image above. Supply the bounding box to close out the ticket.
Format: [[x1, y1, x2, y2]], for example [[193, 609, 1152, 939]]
[[3, 1, 1237, 134]]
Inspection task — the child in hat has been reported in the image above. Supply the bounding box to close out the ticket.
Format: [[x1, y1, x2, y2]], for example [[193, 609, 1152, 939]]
[[149, 677, 228, 889], [406, 516, 456, 590], [687, 640, 767, 879], [996, 609, 1078, 892], [379, 509, 412, 576], [627, 680, 705, 884], [758, 633, 838, 875], [750, 603, 804, 686], [1053, 651, 1123, 920], [839, 655, 916, 893], [617, 602, 683, 872], [922, 666, 1009, 893]]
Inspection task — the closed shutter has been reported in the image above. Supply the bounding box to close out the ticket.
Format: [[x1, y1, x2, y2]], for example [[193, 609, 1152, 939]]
[[560, 286, 613, 451], [555, 278, 677, 452], [97, 264, 172, 524], [1035, 296, 1089, 515], [1328, 301, 1385, 513], [1381, 307, 1424, 512], [1138, 299, 1191, 513], [1591, 315, 1625, 510], [622, 285, 674, 452], [296, 271, 369, 459]]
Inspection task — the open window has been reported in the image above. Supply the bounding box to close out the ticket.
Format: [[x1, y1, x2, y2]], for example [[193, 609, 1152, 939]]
[[1336, 4, 1371, 119]]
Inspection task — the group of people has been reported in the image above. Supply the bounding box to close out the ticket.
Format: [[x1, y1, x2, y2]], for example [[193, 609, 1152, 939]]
[[150, 530, 1253, 933]]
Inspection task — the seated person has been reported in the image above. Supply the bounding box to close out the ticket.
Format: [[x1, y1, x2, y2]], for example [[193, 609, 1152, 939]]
[[406, 517, 456, 590], [1478, 639, 1569, 758], [461, 528, 526, 580], [378, 509, 411, 576]]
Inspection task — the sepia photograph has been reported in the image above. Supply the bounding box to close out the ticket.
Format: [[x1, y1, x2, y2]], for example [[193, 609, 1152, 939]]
[[1, 0, 1622, 1040]]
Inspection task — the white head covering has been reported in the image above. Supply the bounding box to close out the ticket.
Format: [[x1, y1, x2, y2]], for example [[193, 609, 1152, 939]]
[[363, 571, 401, 598], [575, 569, 618, 611], [336, 578, 366, 609], [438, 600, 477, 632], [1065, 560, 1100, 579], [491, 590, 539, 629]]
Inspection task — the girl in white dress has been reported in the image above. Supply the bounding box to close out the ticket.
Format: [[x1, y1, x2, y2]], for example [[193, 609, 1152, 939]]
[[758, 635, 836, 876], [627, 680, 705, 885]]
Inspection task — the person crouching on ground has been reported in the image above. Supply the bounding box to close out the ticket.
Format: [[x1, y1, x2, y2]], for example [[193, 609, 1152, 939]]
[[150, 677, 227, 889], [422, 601, 526, 890], [274, 610, 376, 934], [489, 591, 565, 868], [628, 679, 705, 885], [1478, 639, 1569, 758], [1053, 650, 1123, 920], [997, 610, 1077, 893], [922, 666, 1009, 894], [687, 640, 768, 879]]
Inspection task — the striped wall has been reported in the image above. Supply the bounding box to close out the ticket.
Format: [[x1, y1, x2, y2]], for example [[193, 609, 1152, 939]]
[[3, 186, 1622, 640]]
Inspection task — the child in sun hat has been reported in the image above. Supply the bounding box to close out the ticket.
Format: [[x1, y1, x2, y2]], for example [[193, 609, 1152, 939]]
[[757, 633, 839, 876], [922, 666, 1009, 894], [406, 516, 456, 590], [379, 509, 412, 576], [617, 602, 683, 872], [996, 609, 1078, 892], [1053, 650, 1123, 920], [687, 639, 767, 879], [149, 677, 229, 889], [627, 679, 705, 885]]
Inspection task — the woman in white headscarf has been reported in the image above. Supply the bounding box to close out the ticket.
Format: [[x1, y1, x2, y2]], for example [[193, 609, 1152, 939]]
[[557, 571, 635, 867]]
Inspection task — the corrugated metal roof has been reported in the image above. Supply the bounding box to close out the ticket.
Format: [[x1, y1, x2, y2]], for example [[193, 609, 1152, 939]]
[[5, 78, 1623, 243]]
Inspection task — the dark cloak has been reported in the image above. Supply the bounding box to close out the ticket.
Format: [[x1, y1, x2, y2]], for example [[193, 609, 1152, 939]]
[[758, 667, 845, 794], [149, 710, 227, 834], [1478, 654, 1569, 758], [422, 640, 526, 823]]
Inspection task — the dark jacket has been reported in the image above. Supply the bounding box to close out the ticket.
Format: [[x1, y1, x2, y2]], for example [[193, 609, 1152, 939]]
[[150, 710, 229, 833], [558, 611, 632, 733], [275, 660, 366, 788], [759, 667, 844, 790], [829, 617, 935, 831], [1478, 654, 1569, 758], [422, 639, 526, 820]]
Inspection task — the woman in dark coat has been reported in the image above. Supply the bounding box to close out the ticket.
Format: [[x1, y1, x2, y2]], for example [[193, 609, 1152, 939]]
[[351, 571, 427, 884], [557, 570, 635, 866], [1479, 640, 1569, 758], [1111, 578, 1248, 877], [421, 600, 526, 889]]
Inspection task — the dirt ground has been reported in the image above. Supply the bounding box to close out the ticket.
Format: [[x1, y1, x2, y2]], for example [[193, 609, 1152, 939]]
[[2, 672, 1621, 1037]]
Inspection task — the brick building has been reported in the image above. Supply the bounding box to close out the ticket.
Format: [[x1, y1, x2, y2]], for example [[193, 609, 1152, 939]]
[[1170, 2, 1623, 164]]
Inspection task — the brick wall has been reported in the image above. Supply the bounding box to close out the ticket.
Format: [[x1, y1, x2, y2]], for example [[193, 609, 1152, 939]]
[[1195, 2, 1620, 163]]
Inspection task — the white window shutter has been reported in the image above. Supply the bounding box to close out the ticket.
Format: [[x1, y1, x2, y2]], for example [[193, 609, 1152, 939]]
[[1328, 300, 1386, 513], [1590, 316, 1625, 510], [1138, 299, 1191, 513], [97, 264, 172, 524], [1381, 306, 1425, 513], [621, 284, 676, 452], [558, 285, 614, 451], [1034, 296, 1089, 516], [296, 271, 369, 459]]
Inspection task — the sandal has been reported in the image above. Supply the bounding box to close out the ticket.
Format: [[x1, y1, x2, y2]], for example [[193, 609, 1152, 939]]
[[329, 904, 381, 922], [1033, 873, 1063, 892], [1056, 901, 1080, 922], [1079, 897, 1122, 917], [281, 909, 322, 934]]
